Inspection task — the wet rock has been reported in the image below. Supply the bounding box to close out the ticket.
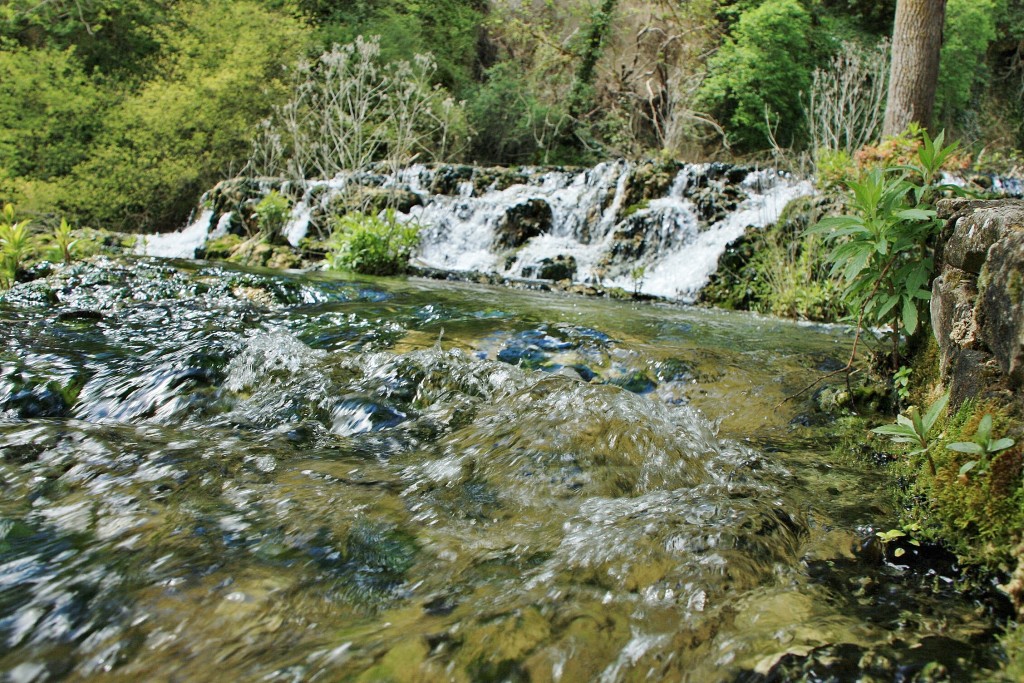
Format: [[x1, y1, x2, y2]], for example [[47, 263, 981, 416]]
[[535, 255, 576, 281], [430, 165, 476, 195], [621, 159, 681, 211], [56, 308, 105, 322], [494, 198, 553, 249]]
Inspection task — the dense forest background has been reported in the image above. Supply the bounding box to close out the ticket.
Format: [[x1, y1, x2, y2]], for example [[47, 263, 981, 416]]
[[2, 0, 1023, 233]]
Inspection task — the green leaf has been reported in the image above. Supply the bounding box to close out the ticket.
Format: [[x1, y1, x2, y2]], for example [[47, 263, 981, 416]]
[[894, 208, 936, 221], [989, 438, 1015, 453], [958, 460, 979, 475], [806, 216, 861, 236], [872, 424, 919, 442], [922, 392, 949, 434], [947, 442, 984, 455], [976, 414, 993, 444], [902, 297, 918, 335], [843, 248, 872, 281]]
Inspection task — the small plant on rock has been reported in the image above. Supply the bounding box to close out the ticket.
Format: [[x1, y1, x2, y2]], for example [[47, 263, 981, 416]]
[[871, 391, 949, 475], [329, 209, 420, 276], [254, 190, 291, 239], [948, 414, 1016, 478], [49, 218, 77, 265]]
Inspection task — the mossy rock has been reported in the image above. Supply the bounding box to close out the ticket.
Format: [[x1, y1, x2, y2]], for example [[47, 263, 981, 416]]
[[197, 233, 243, 260]]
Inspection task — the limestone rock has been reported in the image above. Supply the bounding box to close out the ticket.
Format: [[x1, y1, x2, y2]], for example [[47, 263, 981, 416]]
[[494, 198, 553, 249], [931, 198, 1024, 402], [979, 226, 1024, 386]]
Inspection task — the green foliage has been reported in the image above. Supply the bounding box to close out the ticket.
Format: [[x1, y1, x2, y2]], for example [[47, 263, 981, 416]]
[[0, 204, 35, 288], [0, 0, 175, 77], [889, 399, 1024, 573], [629, 265, 646, 295], [808, 131, 963, 368], [893, 365, 912, 403], [329, 209, 420, 276], [875, 524, 921, 558], [254, 191, 291, 238], [698, 0, 814, 150], [466, 62, 572, 165], [936, 0, 998, 126], [295, 0, 483, 96], [48, 218, 77, 265], [948, 414, 1016, 476], [0, 46, 107, 182], [871, 391, 948, 474], [68, 0, 307, 231]]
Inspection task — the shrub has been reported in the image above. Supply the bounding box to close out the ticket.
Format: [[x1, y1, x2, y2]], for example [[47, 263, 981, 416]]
[[808, 131, 964, 370], [328, 210, 420, 276], [806, 40, 889, 160], [254, 191, 291, 239], [698, 0, 814, 151], [247, 36, 464, 183]]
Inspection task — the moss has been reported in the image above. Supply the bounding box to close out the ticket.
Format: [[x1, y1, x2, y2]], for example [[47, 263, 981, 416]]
[[198, 233, 243, 260], [892, 398, 1024, 571], [621, 199, 649, 218]]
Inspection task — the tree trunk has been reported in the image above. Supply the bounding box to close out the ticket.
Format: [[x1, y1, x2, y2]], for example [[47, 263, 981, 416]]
[[882, 0, 947, 137]]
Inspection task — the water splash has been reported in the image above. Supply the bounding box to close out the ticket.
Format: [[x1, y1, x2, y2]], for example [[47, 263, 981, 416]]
[[143, 162, 813, 301]]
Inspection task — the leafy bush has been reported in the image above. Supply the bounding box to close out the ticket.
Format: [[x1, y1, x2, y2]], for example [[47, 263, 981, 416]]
[[936, 0, 998, 127], [698, 0, 814, 150], [254, 191, 291, 239], [809, 131, 964, 369], [465, 62, 572, 165], [328, 210, 420, 276]]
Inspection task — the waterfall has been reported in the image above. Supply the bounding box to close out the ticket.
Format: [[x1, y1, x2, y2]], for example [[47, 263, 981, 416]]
[[144, 161, 814, 302]]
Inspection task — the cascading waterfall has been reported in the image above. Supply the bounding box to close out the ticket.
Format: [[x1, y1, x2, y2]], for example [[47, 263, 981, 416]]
[[145, 161, 813, 301]]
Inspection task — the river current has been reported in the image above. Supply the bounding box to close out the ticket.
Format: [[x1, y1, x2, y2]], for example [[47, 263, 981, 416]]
[[0, 257, 1008, 681]]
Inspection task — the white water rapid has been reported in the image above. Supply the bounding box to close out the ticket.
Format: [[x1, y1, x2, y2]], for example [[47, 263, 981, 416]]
[[145, 161, 814, 302]]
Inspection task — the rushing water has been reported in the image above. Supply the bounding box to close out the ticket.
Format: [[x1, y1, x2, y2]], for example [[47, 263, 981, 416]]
[[0, 257, 1009, 681], [143, 161, 813, 302]]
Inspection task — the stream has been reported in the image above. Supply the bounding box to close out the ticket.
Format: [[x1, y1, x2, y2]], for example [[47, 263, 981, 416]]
[[0, 257, 1010, 681]]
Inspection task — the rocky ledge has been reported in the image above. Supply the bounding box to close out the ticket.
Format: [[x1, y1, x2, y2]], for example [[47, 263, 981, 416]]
[[931, 198, 1024, 406]]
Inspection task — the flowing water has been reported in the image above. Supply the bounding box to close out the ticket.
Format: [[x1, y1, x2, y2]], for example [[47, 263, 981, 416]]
[[0, 258, 1009, 681], [142, 161, 812, 302]]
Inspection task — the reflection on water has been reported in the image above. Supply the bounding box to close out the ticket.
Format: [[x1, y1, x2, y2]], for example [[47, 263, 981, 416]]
[[0, 257, 1008, 681]]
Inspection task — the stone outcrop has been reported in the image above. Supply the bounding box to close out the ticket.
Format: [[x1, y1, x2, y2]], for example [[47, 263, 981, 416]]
[[931, 198, 1024, 405], [493, 198, 553, 249]]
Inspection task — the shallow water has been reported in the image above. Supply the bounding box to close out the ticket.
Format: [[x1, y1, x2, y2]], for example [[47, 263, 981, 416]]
[[0, 258, 1009, 681]]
